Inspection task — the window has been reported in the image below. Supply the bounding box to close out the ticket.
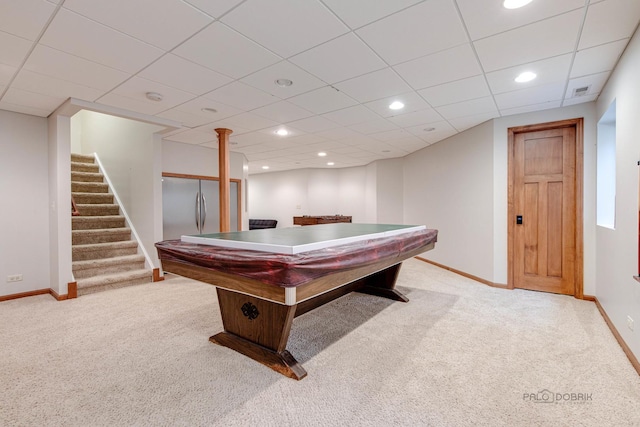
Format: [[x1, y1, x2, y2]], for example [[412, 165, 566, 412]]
[[597, 100, 616, 229]]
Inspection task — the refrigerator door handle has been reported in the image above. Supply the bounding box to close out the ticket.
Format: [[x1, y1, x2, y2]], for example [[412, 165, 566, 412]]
[[195, 191, 201, 232], [201, 193, 207, 228]]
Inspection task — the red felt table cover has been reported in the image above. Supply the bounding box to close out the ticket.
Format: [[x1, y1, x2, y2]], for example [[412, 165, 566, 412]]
[[155, 228, 438, 288]]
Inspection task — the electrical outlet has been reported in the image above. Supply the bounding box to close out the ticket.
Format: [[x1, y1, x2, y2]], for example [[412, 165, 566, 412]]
[[296, 205, 301, 210], [627, 316, 634, 331], [6, 274, 23, 283]]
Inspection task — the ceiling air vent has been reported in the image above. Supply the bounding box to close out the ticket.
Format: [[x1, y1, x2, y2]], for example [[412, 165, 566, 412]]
[[572, 85, 591, 97]]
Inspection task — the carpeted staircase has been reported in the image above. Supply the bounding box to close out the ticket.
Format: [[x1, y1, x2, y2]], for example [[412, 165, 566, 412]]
[[71, 153, 153, 295]]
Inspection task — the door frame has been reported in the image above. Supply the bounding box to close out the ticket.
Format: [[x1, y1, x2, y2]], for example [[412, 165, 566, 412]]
[[507, 118, 584, 298]]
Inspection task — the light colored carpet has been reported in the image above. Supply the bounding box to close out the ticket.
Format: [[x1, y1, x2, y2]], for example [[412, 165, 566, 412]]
[[1, 258, 640, 426]]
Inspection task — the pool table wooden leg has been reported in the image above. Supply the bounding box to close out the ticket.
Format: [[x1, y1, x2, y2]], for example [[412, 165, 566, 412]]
[[210, 288, 307, 380], [357, 263, 409, 302]]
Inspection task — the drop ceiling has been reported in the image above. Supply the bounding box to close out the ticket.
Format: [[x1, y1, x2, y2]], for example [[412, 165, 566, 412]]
[[1, 0, 639, 174]]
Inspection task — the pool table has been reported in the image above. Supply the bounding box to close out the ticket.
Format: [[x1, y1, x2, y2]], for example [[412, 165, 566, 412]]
[[155, 223, 438, 380]]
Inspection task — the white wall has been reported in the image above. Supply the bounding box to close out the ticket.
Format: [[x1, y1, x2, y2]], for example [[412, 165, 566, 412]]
[[72, 111, 164, 266], [376, 158, 404, 224], [404, 120, 495, 281], [248, 166, 369, 228], [594, 26, 640, 360], [0, 110, 50, 296]]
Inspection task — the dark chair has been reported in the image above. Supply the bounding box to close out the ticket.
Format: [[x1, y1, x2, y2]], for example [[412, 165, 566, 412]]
[[249, 219, 278, 230]]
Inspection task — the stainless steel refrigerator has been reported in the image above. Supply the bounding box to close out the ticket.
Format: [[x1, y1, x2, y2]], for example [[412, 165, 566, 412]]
[[162, 176, 239, 240]]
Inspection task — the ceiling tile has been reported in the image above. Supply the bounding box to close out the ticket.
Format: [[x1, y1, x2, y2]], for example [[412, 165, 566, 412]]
[[387, 108, 444, 128], [494, 82, 565, 110], [564, 71, 609, 99], [287, 116, 340, 133], [457, 0, 586, 41], [252, 100, 314, 123], [203, 81, 277, 111], [110, 76, 196, 109], [3, 86, 64, 111], [418, 75, 490, 107], [287, 86, 358, 114], [182, 0, 244, 19], [155, 108, 213, 128], [563, 94, 598, 106], [0, 31, 33, 67], [0, 99, 51, 116], [406, 121, 458, 142], [485, 54, 573, 94], [448, 111, 500, 132], [474, 10, 583, 72], [579, 0, 640, 50], [364, 91, 431, 117], [138, 54, 232, 95], [369, 128, 415, 142], [40, 9, 164, 73], [23, 45, 130, 91], [334, 68, 412, 103], [500, 100, 562, 116], [289, 33, 387, 84], [164, 129, 215, 145], [394, 44, 482, 90], [97, 92, 169, 115], [356, 0, 468, 65], [63, 0, 212, 50], [321, 105, 382, 126], [221, 0, 349, 58], [571, 39, 628, 78], [221, 112, 279, 132], [435, 96, 498, 120], [161, 96, 242, 123], [12, 69, 103, 101], [240, 60, 326, 98], [0, 0, 57, 41], [0, 63, 16, 86], [315, 126, 364, 141], [349, 118, 398, 135], [173, 22, 280, 79], [322, 0, 423, 29]]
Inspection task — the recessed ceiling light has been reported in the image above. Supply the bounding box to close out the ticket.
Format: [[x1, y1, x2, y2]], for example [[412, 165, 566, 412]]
[[275, 128, 289, 136], [515, 71, 537, 83], [424, 127, 436, 132], [201, 107, 218, 113], [145, 92, 163, 102], [503, 0, 533, 9], [275, 78, 293, 87], [318, 152, 327, 157], [327, 162, 335, 166], [262, 165, 269, 170], [389, 101, 405, 110]]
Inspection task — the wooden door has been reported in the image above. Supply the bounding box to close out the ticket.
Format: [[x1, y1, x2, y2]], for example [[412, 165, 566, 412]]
[[509, 120, 583, 296]]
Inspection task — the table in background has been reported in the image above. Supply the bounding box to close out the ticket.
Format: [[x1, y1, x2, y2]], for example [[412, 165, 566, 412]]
[[156, 223, 437, 380], [293, 215, 352, 226]]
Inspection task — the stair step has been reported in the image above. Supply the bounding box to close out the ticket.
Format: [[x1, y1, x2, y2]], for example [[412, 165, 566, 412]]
[[72, 182, 109, 193], [72, 192, 114, 204], [71, 161, 99, 173], [76, 269, 153, 296], [71, 153, 95, 164], [72, 254, 145, 279], [72, 215, 125, 230], [72, 228, 131, 245], [75, 204, 119, 216], [72, 241, 139, 261], [71, 171, 104, 183]]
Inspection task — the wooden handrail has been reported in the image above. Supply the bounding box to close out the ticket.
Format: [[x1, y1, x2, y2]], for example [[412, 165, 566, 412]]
[[71, 195, 80, 216]]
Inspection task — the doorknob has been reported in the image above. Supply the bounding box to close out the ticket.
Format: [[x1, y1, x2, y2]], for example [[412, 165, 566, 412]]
[[516, 215, 523, 225]]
